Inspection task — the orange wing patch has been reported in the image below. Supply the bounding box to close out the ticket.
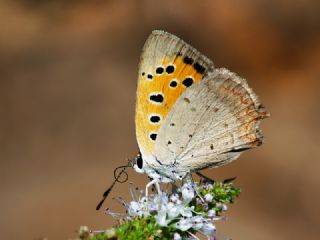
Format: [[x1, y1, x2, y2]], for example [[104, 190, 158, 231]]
[[136, 55, 206, 157]]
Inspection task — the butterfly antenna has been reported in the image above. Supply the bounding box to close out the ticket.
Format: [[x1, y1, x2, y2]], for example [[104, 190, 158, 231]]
[[96, 159, 133, 211]]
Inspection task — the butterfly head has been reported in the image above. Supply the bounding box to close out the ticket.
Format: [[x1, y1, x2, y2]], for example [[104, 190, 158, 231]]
[[132, 152, 144, 173], [132, 152, 160, 178], [132, 151, 190, 183]]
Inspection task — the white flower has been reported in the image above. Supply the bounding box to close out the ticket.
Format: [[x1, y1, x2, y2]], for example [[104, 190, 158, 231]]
[[105, 180, 236, 240], [180, 205, 194, 218], [200, 222, 216, 236], [153, 192, 169, 206], [173, 232, 182, 240], [222, 204, 228, 211], [204, 193, 213, 202], [170, 193, 179, 202], [206, 184, 214, 190], [176, 218, 193, 231], [167, 202, 184, 219], [156, 207, 169, 226], [190, 216, 205, 230], [128, 201, 145, 217], [181, 183, 195, 201], [208, 209, 216, 217], [147, 200, 158, 212]]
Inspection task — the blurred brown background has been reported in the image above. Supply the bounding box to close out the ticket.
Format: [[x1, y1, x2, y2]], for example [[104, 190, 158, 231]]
[[1, 0, 319, 239]]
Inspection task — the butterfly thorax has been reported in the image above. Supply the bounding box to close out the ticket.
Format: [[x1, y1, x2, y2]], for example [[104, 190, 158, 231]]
[[133, 153, 190, 183]]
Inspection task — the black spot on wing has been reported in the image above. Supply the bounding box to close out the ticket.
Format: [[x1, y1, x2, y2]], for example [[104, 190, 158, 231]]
[[166, 65, 175, 74], [183, 97, 191, 103], [182, 77, 193, 87], [150, 115, 161, 123], [170, 80, 178, 88], [149, 93, 164, 103], [194, 62, 206, 74], [150, 133, 157, 141], [156, 67, 164, 74], [183, 56, 194, 65]]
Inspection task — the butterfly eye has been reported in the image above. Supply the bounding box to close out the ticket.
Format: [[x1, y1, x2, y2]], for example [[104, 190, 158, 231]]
[[137, 155, 143, 169]]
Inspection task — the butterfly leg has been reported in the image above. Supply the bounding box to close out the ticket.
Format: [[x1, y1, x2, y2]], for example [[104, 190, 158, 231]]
[[145, 178, 160, 199], [195, 171, 215, 183], [182, 172, 193, 184], [155, 181, 161, 193]]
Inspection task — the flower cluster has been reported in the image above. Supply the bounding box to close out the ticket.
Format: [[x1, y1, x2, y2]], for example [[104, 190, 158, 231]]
[[98, 178, 240, 240]]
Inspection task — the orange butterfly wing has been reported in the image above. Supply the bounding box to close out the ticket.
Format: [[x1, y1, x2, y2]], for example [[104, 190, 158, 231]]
[[135, 30, 214, 160]]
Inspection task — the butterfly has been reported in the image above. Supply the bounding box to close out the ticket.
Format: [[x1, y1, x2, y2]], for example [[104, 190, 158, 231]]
[[96, 30, 269, 210], [132, 30, 269, 189]]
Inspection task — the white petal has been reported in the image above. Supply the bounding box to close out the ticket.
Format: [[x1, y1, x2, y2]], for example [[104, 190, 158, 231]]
[[204, 193, 213, 202], [173, 232, 182, 240], [222, 204, 228, 211], [170, 193, 180, 202], [180, 207, 193, 218], [181, 184, 195, 201], [201, 223, 216, 236], [176, 218, 193, 231], [156, 209, 168, 226], [128, 201, 144, 216], [191, 216, 205, 230], [168, 204, 183, 219], [208, 209, 216, 217]]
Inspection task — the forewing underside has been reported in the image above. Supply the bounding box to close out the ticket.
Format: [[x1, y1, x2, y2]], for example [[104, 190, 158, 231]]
[[135, 30, 214, 161], [155, 68, 269, 171]]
